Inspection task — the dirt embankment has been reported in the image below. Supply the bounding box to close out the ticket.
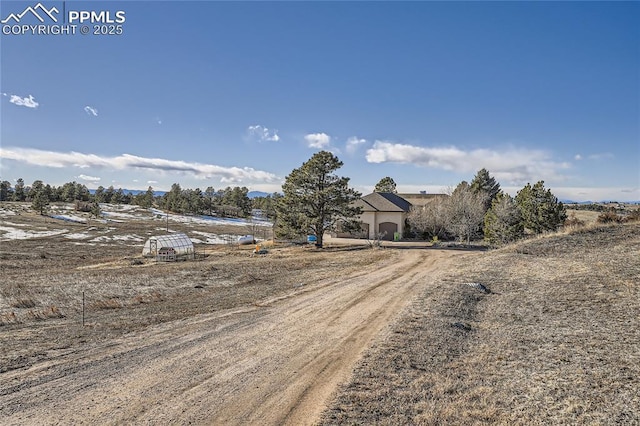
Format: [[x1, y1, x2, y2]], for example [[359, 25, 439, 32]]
[[0, 248, 475, 425]]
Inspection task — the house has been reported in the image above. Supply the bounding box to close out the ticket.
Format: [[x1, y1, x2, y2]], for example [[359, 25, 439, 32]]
[[352, 192, 413, 241]]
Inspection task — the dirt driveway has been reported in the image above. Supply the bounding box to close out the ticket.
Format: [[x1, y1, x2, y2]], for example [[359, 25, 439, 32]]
[[0, 249, 475, 425]]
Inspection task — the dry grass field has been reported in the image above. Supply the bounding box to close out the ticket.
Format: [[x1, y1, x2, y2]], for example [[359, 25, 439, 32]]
[[0, 203, 392, 374], [2, 202, 638, 424], [320, 223, 640, 425]]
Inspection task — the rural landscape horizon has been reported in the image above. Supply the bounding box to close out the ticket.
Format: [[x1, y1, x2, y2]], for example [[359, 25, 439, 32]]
[[1, 1, 639, 425], [1, 2, 638, 202]]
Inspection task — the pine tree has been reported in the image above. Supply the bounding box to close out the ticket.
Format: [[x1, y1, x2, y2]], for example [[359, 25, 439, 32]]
[[374, 176, 397, 193], [515, 181, 567, 234], [13, 178, 26, 202], [29, 180, 49, 215], [470, 168, 501, 211], [484, 192, 524, 246], [276, 151, 362, 247]]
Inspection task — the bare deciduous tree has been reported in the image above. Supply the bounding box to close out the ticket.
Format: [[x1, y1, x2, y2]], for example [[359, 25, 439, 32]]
[[446, 182, 487, 245], [407, 197, 449, 239]]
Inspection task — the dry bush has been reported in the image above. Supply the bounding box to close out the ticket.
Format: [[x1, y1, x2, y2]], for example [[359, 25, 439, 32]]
[[0, 312, 18, 326], [90, 298, 123, 310], [564, 211, 586, 228], [10, 298, 37, 309], [597, 210, 625, 224], [25, 306, 64, 321], [627, 208, 640, 222]]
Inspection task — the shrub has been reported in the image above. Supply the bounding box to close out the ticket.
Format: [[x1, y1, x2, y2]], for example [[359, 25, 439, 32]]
[[484, 193, 524, 246], [564, 212, 586, 228], [627, 208, 640, 222], [597, 210, 625, 224], [10, 298, 37, 308]]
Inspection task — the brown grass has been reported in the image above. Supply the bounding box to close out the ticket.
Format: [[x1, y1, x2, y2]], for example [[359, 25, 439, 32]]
[[0, 212, 395, 372], [320, 223, 640, 425]]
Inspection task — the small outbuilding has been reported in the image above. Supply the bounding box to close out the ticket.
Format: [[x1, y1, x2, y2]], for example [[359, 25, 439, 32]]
[[142, 233, 195, 261]]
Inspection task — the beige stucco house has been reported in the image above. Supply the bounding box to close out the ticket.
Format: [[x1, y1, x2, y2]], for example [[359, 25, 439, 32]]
[[353, 192, 413, 240]]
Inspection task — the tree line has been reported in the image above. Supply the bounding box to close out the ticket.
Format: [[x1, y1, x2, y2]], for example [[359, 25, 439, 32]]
[[271, 151, 572, 248], [406, 169, 568, 246], [0, 179, 280, 219]]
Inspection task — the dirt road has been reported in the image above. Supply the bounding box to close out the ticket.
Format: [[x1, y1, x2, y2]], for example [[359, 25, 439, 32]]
[[0, 249, 473, 425]]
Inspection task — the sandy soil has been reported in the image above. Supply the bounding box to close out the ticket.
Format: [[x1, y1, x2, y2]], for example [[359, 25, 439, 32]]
[[0, 248, 475, 425]]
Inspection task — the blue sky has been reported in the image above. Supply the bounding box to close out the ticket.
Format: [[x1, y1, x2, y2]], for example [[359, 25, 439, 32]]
[[1, 1, 638, 201]]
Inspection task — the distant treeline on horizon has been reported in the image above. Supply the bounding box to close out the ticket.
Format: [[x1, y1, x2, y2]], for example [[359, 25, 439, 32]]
[[0, 179, 280, 219]]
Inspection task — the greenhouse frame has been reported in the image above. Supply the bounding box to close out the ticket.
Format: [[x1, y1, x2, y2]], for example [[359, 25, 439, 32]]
[[142, 233, 195, 261]]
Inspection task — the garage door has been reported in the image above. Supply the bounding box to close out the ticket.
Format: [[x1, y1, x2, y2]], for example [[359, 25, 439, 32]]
[[378, 222, 397, 240]]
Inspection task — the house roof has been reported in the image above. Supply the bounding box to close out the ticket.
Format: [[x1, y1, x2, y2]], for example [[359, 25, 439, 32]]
[[398, 193, 448, 207], [356, 192, 412, 212]]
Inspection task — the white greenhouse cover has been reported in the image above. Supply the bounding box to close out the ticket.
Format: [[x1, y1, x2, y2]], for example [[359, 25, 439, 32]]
[[142, 233, 194, 256]]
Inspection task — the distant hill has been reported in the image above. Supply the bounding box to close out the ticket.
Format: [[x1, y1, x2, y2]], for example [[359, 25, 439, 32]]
[[89, 189, 167, 197], [248, 191, 269, 199]]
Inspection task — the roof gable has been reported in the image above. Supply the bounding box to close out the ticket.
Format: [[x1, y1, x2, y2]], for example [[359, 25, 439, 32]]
[[357, 192, 412, 212]]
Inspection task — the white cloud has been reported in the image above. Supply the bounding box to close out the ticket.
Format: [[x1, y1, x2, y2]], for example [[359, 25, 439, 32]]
[[501, 186, 640, 202], [366, 141, 571, 184], [9, 94, 39, 108], [0, 147, 279, 183], [574, 154, 582, 161], [148, 180, 158, 184], [304, 133, 331, 149], [76, 174, 101, 182], [346, 136, 367, 154], [84, 106, 98, 117], [248, 125, 280, 142]]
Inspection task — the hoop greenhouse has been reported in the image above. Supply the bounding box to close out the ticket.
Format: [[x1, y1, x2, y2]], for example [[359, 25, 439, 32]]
[[142, 233, 195, 261]]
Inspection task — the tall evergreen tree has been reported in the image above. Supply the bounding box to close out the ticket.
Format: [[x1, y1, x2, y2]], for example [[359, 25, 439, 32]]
[[276, 151, 362, 247], [484, 192, 524, 246], [470, 168, 501, 211], [13, 178, 26, 201], [0, 180, 13, 201], [515, 181, 567, 234], [374, 176, 398, 193], [29, 180, 49, 215]]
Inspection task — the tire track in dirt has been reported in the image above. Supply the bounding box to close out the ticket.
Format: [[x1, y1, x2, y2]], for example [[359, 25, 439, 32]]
[[0, 249, 475, 425]]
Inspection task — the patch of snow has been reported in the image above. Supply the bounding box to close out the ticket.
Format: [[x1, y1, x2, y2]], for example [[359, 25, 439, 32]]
[[50, 214, 87, 224], [112, 234, 144, 242], [100, 203, 139, 212], [148, 208, 272, 227], [0, 209, 16, 217], [191, 231, 237, 244], [0, 221, 29, 227], [0, 226, 69, 241], [101, 211, 139, 220], [64, 233, 91, 240]]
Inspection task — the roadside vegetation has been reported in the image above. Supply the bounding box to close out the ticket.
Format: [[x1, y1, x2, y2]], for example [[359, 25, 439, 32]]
[[321, 222, 640, 425]]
